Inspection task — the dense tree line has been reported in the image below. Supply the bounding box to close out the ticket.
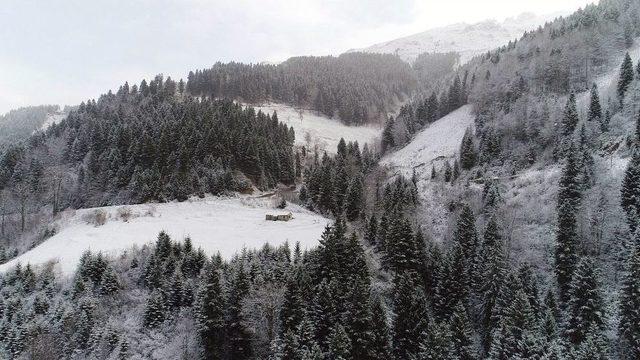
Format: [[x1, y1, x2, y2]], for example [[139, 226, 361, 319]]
[[0, 105, 64, 148], [186, 53, 417, 125], [380, 69, 470, 153], [299, 138, 377, 219], [440, 0, 640, 171], [0, 76, 296, 209], [0, 1, 639, 359]]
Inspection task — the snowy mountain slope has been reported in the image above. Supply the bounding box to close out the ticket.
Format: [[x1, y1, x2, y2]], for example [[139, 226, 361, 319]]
[[379, 105, 474, 241], [0, 196, 331, 275], [576, 40, 640, 110], [353, 13, 560, 63], [252, 103, 382, 152], [38, 110, 67, 132], [380, 105, 474, 177]]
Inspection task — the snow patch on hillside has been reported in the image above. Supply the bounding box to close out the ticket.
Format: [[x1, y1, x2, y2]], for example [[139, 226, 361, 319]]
[[38, 111, 67, 132], [380, 105, 474, 178], [0, 196, 331, 275], [251, 103, 382, 152], [354, 13, 561, 63], [576, 40, 640, 108], [379, 105, 474, 241]]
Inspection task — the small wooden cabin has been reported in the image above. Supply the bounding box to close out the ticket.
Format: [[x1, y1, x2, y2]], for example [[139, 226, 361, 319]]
[[266, 212, 293, 222]]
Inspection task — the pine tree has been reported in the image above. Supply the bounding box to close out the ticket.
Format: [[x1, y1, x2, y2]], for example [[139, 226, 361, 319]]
[[311, 279, 335, 350], [381, 117, 395, 154], [227, 264, 251, 360], [343, 278, 376, 359], [99, 266, 119, 295], [460, 128, 476, 170], [486, 272, 521, 355], [449, 302, 476, 360], [431, 165, 437, 180], [167, 269, 185, 310], [327, 324, 351, 360], [544, 289, 560, 325], [435, 242, 470, 320], [479, 217, 507, 350], [449, 75, 463, 110], [622, 150, 640, 233], [318, 165, 336, 214], [143, 290, 165, 328], [345, 174, 364, 221], [280, 266, 308, 334], [284, 314, 322, 360], [588, 84, 602, 122], [155, 231, 173, 261], [619, 52, 635, 103], [488, 289, 543, 359], [483, 181, 502, 212], [334, 165, 349, 212], [415, 322, 453, 360], [453, 204, 478, 287], [555, 145, 581, 303], [195, 263, 225, 360], [72, 275, 87, 299], [7, 319, 27, 357], [368, 296, 392, 359], [383, 214, 424, 277], [337, 138, 348, 159], [619, 245, 640, 359], [573, 326, 608, 360], [517, 263, 541, 318], [561, 93, 579, 136], [565, 258, 605, 346], [392, 273, 429, 359], [542, 304, 558, 344]]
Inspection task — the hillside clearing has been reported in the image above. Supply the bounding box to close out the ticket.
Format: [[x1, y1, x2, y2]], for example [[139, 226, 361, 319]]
[[0, 196, 331, 275], [380, 104, 474, 177], [251, 103, 382, 152]]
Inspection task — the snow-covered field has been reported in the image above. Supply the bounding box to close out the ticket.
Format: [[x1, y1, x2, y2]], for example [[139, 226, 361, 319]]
[[251, 103, 382, 152], [0, 196, 331, 275], [381, 105, 474, 177]]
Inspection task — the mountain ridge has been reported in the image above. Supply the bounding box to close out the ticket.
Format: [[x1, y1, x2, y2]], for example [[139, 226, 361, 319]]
[[350, 11, 566, 63]]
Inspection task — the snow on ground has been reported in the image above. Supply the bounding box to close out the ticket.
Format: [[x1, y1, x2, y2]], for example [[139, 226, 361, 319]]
[[37, 111, 67, 132], [0, 196, 331, 275], [378, 105, 474, 242], [250, 103, 382, 153], [353, 12, 561, 63], [380, 105, 474, 178], [576, 39, 640, 108]]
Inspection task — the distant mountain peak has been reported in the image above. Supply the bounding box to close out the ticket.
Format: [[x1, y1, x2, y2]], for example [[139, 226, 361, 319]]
[[350, 12, 564, 64]]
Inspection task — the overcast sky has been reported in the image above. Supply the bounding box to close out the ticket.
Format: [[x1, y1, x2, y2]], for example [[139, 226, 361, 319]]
[[0, 0, 594, 114]]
